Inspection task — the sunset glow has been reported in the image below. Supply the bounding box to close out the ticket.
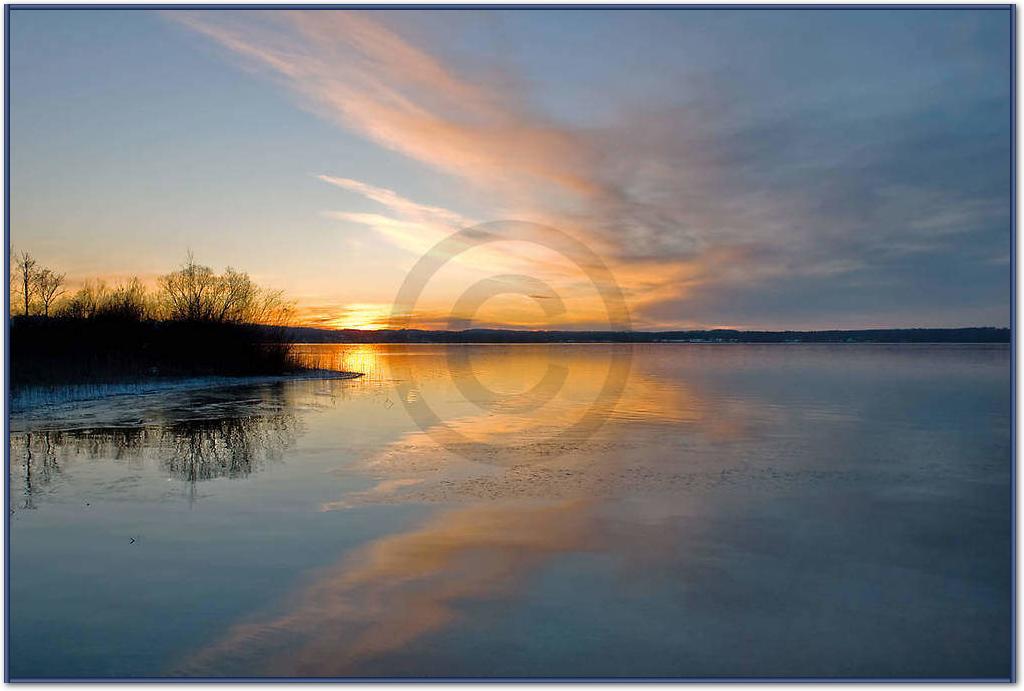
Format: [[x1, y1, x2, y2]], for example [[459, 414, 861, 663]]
[[9, 8, 1010, 330]]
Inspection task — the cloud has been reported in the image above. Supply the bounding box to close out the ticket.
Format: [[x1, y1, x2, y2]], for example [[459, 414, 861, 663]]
[[174, 11, 604, 198], [174, 9, 1011, 328], [318, 175, 467, 227]]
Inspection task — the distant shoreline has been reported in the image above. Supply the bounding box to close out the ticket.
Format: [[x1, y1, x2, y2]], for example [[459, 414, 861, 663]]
[[277, 326, 1010, 345], [295, 340, 1010, 346]]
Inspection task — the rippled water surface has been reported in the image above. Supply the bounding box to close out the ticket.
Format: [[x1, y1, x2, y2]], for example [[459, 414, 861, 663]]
[[8, 344, 1011, 678]]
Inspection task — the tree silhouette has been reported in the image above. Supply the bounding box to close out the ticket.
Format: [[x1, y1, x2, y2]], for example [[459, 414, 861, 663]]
[[158, 253, 292, 324], [14, 251, 36, 316], [10, 251, 304, 389], [35, 269, 66, 317]]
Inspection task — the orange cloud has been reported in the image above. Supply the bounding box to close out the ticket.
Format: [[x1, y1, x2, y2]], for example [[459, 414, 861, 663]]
[[173, 10, 812, 330]]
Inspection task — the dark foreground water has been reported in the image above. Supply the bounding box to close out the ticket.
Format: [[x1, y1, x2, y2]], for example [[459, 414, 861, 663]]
[[8, 344, 1011, 679]]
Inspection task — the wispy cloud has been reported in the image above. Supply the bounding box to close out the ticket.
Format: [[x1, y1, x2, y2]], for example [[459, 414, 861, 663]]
[[174, 11, 603, 198], [318, 175, 467, 227], [173, 9, 1011, 328]]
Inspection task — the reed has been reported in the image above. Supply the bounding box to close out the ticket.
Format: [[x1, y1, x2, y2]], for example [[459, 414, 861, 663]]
[[10, 317, 303, 390]]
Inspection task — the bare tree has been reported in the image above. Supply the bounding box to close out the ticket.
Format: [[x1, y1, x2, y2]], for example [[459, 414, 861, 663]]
[[158, 254, 292, 325], [103, 278, 149, 320], [58, 278, 152, 321], [14, 251, 37, 316], [34, 269, 66, 317], [59, 280, 108, 319], [9, 249, 19, 315], [158, 252, 219, 321]]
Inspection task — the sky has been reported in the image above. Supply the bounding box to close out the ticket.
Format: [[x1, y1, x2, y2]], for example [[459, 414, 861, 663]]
[[9, 8, 1012, 330]]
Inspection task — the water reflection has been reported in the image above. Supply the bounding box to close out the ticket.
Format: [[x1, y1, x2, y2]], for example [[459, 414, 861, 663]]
[[10, 383, 303, 509], [337, 343, 766, 505], [175, 346, 867, 674], [181, 499, 597, 677], [180, 344, 1011, 677], [162, 414, 296, 483], [8, 344, 1012, 678]]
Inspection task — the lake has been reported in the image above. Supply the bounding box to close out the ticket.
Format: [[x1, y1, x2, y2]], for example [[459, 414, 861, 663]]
[[8, 344, 1012, 679]]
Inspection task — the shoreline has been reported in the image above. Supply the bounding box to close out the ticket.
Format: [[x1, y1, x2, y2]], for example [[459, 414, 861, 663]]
[[295, 340, 1010, 346], [10, 368, 363, 416]]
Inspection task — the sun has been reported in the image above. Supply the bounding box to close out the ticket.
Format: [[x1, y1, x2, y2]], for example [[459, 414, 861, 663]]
[[322, 303, 394, 330]]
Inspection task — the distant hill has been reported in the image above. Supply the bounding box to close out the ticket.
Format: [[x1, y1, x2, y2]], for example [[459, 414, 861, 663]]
[[270, 326, 1010, 344]]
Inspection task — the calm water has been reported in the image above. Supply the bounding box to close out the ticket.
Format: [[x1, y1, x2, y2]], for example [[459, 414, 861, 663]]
[[8, 344, 1011, 679]]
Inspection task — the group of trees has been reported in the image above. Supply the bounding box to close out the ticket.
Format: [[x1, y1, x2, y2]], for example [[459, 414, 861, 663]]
[[12, 252, 66, 317], [9, 251, 294, 326]]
